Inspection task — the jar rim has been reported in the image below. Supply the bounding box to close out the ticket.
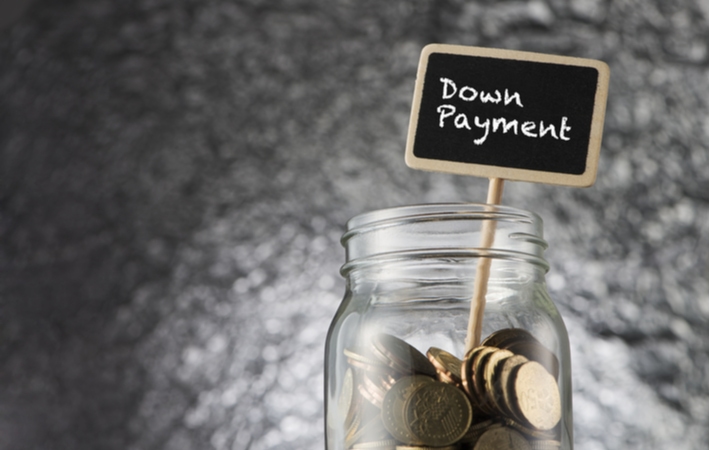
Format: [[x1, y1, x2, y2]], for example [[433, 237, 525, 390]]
[[340, 203, 549, 274], [343, 203, 542, 239]]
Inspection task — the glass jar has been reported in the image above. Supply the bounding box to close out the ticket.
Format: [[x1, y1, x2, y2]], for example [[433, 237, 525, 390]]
[[324, 203, 572, 450]]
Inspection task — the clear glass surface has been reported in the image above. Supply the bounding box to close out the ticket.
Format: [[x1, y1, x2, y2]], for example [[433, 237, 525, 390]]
[[325, 204, 573, 450]]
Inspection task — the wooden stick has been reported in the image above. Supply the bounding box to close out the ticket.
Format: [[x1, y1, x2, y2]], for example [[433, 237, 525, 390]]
[[465, 177, 505, 353]]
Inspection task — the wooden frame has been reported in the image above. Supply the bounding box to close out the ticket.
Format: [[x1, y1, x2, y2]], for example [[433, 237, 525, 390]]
[[405, 44, 610, 187]]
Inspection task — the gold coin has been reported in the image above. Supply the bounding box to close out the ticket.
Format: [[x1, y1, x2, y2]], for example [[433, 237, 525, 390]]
[[345, 348, 399, 376], [463, 347, 499, 418], [372, 333, 438, 378], [494, 354, 529, 420], [484, 350, 519, 416], [426, 347, 463, 384], [351, 395, 383, 428], [345, 347, 387, 366], [482, 329, 560, 380], [472, 347, 499, 406], [481, 328, 536, 349], [434, 369, 459, 386], [347, 357, 401, 381], [359, 372, 388, 409], [511, 361, 561, 431], [381, 375, 436, 444], [461, 346, 479, 398], [346, 404, 363, 448], [504, 340, 560, 380], [358, 381, 383, 409], [338, 368, 356, 428], [459, 419, 502, 444], [403, 380, 473, 447], [372, 371, 397, 392], [347, 413, 390, 448], [472, 426, 532, 450], [480, 348, 515, 415], [462, 346, 496, 402]]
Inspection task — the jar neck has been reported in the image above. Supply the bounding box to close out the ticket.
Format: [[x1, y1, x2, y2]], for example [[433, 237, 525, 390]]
[[341, 203, 549, 279]]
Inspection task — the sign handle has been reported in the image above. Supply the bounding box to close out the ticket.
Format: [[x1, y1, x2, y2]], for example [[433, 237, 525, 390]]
[[465, 177, 504, 353]]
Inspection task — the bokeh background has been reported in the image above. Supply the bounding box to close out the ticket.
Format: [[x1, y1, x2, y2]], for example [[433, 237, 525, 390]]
[[0, 0, 707, 449]]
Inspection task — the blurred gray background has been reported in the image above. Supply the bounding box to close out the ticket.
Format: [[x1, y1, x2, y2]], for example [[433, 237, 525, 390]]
[[0, 0, 707, 449]]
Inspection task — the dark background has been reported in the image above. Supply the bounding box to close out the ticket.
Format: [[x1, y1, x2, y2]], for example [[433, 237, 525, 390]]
[[0, 1, 707, 449]]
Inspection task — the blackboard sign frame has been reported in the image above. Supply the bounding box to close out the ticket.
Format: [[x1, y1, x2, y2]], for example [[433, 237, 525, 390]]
[[405, 44, 610, 187]]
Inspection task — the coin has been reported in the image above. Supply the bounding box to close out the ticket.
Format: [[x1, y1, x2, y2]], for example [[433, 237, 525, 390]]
[[342, 332, 565, 449], [404, 380, 473, 447], [338, 368, 356, 428], [345, 347, 388, 366], [510, 361, 561, 431], [462, 346, 496, 402], [458, 418, 502, 444], [359, 372, 387, 409], [426, 347, 463, 385], [482, 329, 560, 380], [347, 413, 390, 449], [480, 348, 515, 415], [345, 348, 400, 377], [504, 340, 559, 380], [493, 354, 529, 420], [461, 346, 479, 398], [483, 349, 519, 416], [372, 333, 438, 378], [346, 404, 363, 448], [358, 381, 383, 409], [381, 375, 436, 444], [481, 328, 536, 349], [434, 370, 460, 387], [347, 357, 401, 382], [472, 347, 499, 406], [372, 371, 397, 392], [472, 426, 532, 450]]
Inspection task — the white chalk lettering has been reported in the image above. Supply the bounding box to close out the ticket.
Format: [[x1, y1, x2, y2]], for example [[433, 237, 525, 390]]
[[437, 104, 456, 127], [433, 77, 574, 147], [504, 89, 523, 107], [459, 86, 478, 102], [560, 117, 571, 141], [438, 78, 522, 108], [492, 117, 519, 135], [539, 121, 559, 139], [434, 110, 572, 145], [480, 90, 502, 104], [454, 113, 471, 129], [473, 116, 490, 145], [441, 78, 457, 99], [521, 121, 537, 137]]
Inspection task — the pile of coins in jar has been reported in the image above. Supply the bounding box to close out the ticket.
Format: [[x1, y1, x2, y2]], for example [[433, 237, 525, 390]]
[[338, 329, 562, 450]]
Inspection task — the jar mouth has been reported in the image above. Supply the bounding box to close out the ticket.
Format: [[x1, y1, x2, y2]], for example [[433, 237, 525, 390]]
[[343, 203, 542, 238], [342, 202, 542, 232], [340, 248, 550, 276], [341, 203, 549, 274]]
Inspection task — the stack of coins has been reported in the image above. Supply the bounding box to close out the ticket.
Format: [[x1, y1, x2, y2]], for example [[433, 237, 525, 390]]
[[339, 330, 563, 450]]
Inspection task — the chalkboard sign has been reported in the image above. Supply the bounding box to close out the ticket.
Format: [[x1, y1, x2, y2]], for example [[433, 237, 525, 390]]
[[405, 44, 610, 187]]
